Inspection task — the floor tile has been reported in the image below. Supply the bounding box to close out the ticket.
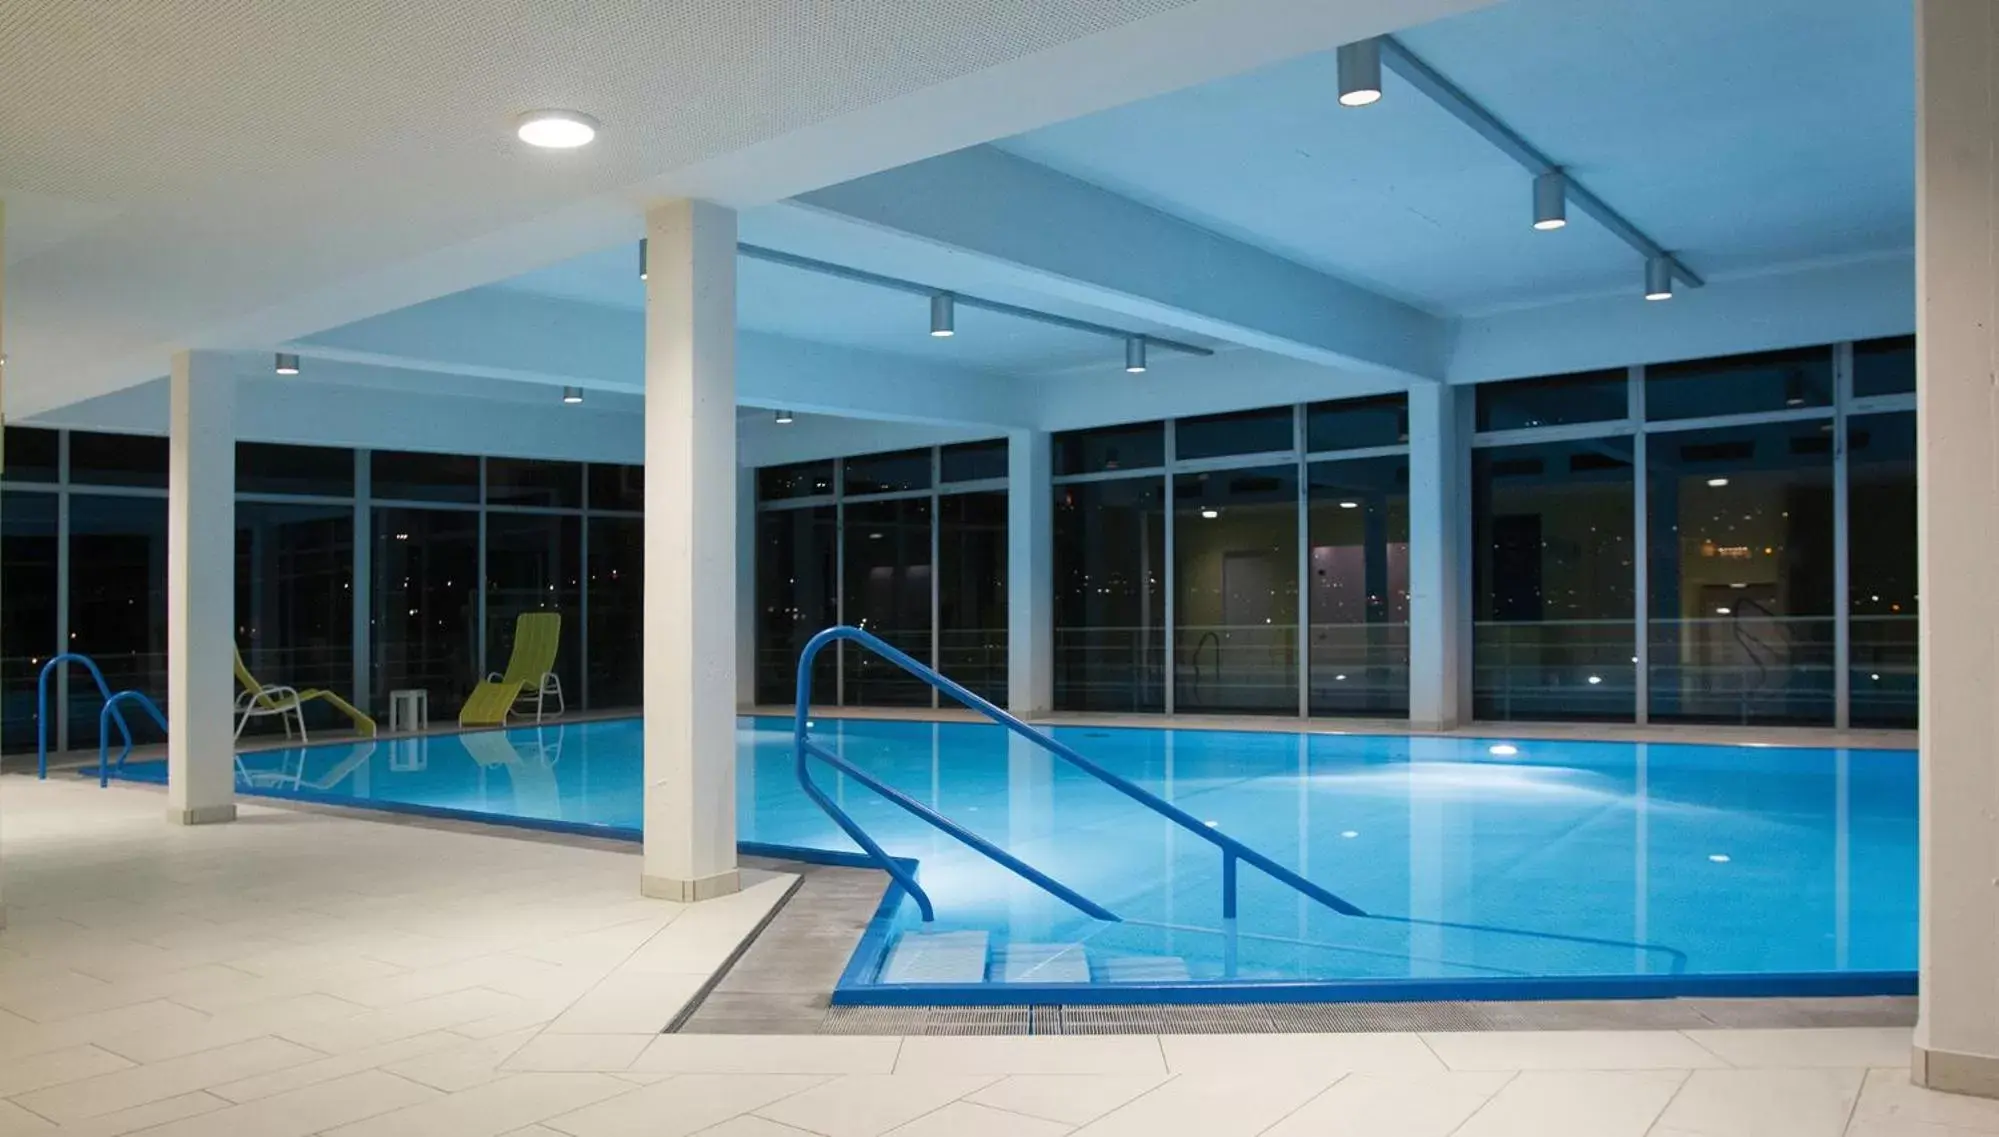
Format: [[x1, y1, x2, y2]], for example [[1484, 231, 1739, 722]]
[[755, 1074, 997, 1137], [383, 1027, 543, 1092], [542, 1072, 826, 1137], [118, 1068, 441, 1137], [1159, 1031, 1442, 1075], [1846, 1119, 1996, 1136], [962, 1076, 1168, 1127], [634, 1035, 902, 1075], [0, 1100, 55, 1136], [1420, 1029, 1727, 1071], [544, 972, 708, 1034], [321, 1072, 633, 1137], [31, 1090, 228, 1137], [694, 1118, 823, 1137], [1070, 1073, 1334, 1137], [1652, 1067, 1863, 1136], [10, 1035, 325, 1124], [1260, 1071, 1514, 1137], [881, 1101, 1072, 1137], [97, 991, 365, 1064], [208, 1029, 468, 1102], [504, 1034, 653, 1073], [278, 986, 526, 1053], [894, 1036, 1165, 1076], [1684, 1027, 1913, 1069], [1452, 1069, 1687, 1137], [0, 1042, 133, 1097], [1854, 1066, 1999, 1133]]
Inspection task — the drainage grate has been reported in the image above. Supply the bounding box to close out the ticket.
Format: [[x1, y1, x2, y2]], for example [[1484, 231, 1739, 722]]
[[1056, 1004, 1278, 1035], [1267, 1001, 1500, 1032], [822, 1005, 1036, 1035]]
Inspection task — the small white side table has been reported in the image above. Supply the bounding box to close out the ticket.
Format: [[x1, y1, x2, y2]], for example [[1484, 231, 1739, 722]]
[[389, 688, 430, 734]]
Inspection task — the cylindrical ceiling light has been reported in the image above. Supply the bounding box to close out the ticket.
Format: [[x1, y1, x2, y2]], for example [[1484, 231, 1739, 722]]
[[638, 238, 647, 281], [1532, 170, 1568, 230], [1644, 255, 1675, 301], [562, 386, 583, 404], [1337, 39, 1383, 107], [274, 353, 300, 376], [774, 409, 795, 424], [929, 292, 955, 337], [1125, 336, 1148, 374]]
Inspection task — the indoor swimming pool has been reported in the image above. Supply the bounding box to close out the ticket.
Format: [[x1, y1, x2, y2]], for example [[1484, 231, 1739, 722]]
[[113, 717, 1917, 1004]]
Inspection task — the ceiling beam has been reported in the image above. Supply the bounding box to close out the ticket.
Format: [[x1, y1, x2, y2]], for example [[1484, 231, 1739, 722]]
[[790, 146, 1447, 380], [292, 287, 1034, 429]]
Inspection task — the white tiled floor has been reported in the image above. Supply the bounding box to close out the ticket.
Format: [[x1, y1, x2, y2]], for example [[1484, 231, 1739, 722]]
[[0, 773, 1978, 1137]]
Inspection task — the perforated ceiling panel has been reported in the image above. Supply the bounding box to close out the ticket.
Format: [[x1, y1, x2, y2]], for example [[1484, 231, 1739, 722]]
[[0, 0, 1209, 411]]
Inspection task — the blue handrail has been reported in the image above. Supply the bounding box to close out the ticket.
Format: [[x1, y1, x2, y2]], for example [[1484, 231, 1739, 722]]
[[98, 691, 169, 788], [793, 625, 1368, 926], [37, 653, 135, 780]]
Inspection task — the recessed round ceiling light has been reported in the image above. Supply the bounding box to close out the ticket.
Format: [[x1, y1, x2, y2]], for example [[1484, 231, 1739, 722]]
[[515, 110, 600, 149]]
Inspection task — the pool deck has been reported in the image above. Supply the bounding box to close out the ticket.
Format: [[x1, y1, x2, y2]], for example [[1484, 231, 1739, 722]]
[[0, 774, 1962, 1136]]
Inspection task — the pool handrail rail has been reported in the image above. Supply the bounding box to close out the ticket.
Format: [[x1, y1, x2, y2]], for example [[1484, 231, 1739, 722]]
[[793, 625, 1368, 925], [97, 690, 170, 788], [37, 653, 136, 779]]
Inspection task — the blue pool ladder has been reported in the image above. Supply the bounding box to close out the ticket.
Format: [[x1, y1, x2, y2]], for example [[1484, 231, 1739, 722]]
[[791, 626, 1368, 928], [36, 653, 170, 787]]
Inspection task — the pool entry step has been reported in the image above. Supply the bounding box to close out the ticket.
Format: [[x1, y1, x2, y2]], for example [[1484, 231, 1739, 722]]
[[880, 929, 1192, 986]]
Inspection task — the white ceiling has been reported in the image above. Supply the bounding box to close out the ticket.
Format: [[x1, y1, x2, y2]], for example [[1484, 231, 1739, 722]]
[[0, 0, 1485, 417], [996, 0, 1914, 315]]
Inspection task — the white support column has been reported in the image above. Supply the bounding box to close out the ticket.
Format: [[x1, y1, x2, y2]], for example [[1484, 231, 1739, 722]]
[[736, 464, 757, 709], [1406, 383, 1469, 731], [1915, 0, 1999, 1097], [167, 350, 237, 825], [641, 199, 741, 903], [1006, 429, 1053, 718]]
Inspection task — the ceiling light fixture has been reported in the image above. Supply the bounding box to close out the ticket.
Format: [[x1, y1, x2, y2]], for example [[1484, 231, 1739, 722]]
[[562, 386, 583, 404], [274, 353, 300, 376], [1337, 39, 1383, 107], [929, 293, 955, 337], [1644, 255, 1675, 301], [638, 238, 647, 281], [1532, 169, 1568, 230], [515, 109, 599, 149], [1125, 336, 1148, 374], [774, 409, 795, 425]]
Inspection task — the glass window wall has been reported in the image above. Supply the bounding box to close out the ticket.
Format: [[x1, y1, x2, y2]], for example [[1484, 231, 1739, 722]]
[[1472, 439, 1636, 720], [1173, 465, 1299, 714], [484, 512, 583, 701], [1054, 477, 1166, 712], [1307, 456, 1409, 715], [842, 497, 933, 706], [586, 517, 644, 709], [1646, 420, 1835, 724], [236, 502, 355, 733], [755, 505, 837, 704], [1847, 411, 1916, 727], [372, 508, 480, 711], [1, 492, 59, 753], [938, 491, 1008, 703], [68, 494, 170, 747]]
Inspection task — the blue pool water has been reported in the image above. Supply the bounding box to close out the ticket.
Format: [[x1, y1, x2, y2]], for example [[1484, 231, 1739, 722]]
[[115, 717, 1917, 1002]]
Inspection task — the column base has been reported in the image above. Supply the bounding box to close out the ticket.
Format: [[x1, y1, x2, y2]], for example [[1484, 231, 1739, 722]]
[[167, 803, 237, 826], [641, 870, 742, 902], [1914, 1045, 1999, 1098]]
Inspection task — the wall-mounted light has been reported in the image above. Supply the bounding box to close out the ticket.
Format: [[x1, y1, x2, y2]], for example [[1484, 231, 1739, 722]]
[[1533, 170, 1567, 230], [929, 293, 955, 338], [774, 409, 795, 424], [562, 386, 583, 404], [1200, 508, 1219, 520], [638, 238, 647, 281], [1125, 336, 1148, 374], [1337, 39, 1383, 107], [1645, 255, 1675, 301], [274, 353, 300, 376], [515, 109, 599, 149]]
